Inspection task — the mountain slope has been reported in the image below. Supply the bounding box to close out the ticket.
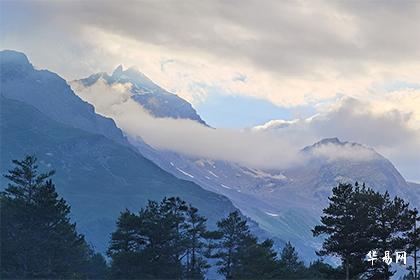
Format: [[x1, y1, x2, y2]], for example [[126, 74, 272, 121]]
[[298, 138, 414, 201], [407, 181, 420, 203], [76, 65, 207, 125], [0, 50, 237, 252], [74, 65, 420, 261], [408, 181, 420, 189], [130, 133, 420, 261], [0, 50, 282, 254], [0, 96, 236, 253], [0, 50, 129, 146]]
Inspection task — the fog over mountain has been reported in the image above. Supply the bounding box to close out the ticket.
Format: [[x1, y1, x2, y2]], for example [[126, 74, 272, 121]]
[[2, 1, 420, 277], [77, 65, 207, 125], [4, 1, 420, 181], [72, 68, 420, 181], [0, 50, 279, 254], [71, 78, 305, 170], [71, 65, 420, 261]]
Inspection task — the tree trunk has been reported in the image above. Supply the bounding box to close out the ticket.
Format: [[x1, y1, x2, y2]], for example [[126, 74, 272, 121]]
[[345, 258, 349, 280], [415, 217, 418, 280], [415, 250, 417, 280]]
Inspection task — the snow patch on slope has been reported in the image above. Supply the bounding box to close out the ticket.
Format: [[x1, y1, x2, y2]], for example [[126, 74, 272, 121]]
[[176, 168, 194, 178], [265, 212, 280, 217]]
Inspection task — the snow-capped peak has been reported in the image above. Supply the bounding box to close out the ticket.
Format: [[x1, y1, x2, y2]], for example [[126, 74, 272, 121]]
[[112, 65, 124, 77]]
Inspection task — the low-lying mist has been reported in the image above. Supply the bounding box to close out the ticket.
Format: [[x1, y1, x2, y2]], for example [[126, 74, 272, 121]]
[[71, 80, 382, 170]]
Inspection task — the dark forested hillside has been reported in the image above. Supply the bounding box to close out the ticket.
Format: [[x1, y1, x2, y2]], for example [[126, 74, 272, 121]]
[[0, 96, 236, 252]]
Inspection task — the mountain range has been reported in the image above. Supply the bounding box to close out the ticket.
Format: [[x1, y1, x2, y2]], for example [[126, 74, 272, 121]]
[[129, 135, 420, 260], [75, 64, 420, 261], [1, 50, 419, 262], [0, 50, 271, 254]]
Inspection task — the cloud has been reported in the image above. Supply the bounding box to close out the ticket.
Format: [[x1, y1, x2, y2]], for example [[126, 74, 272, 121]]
[[256, 97, 420, 180], [309, 98, 417, 147], [308, 143, 377, 162], [3, 0, 420, 180], [71, 80, 416, 175], [40, 1, 420, 74], [71, 80, 305, 169], [2, 0, 420, 109]]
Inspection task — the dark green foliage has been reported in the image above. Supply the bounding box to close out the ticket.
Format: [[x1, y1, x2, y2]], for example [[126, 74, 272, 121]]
[[313, 182, 416, 280], [5, 155, 416, 280], [108, 197, 211, 279], [404, 209, 419, 280], [0, 96, 237, 254], [212, 211, 279, 279], [231, 237, 279, 279], [312, 183, 367, 279], [184, 206, 210, 279], [85, 253, 109, 279], [212, 211, 250, 278], [365, 191, 413, 279], [401, 271, 416, 280], [277, 241, 307, 278], [306, 259, 344, 279], [0, 156, 105, 279], [108, 206, 286, 279], [107, 210, 144, 278]]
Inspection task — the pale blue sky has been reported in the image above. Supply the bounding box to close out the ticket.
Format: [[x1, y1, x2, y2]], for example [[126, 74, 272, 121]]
[[194, 86, 315, 128]]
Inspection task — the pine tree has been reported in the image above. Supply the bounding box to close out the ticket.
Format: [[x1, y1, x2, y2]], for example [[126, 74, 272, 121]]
[[107, 209, 145, 279], [213, 211, 251, 278], [159, 196, 190, 276], [213, 211, 279, 279], [0, 155, 97, 279], [108, 199, 184, 279], [184, 206, 210, 279], [108, 197, 212, 279], [277, 242, 306, 278], [402, 271, 417, 280], [366, 191, 413, 279], [312, 183, 372, 279], [232, 237, 278, 279], [405, 208, 419, 280], [85, 252, 109, 279], [313, 182, 416, 280], [306, 259, 344, 279]]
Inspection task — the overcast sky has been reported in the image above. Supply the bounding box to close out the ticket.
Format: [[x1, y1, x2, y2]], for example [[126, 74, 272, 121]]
[[1, 0, 419, 181]]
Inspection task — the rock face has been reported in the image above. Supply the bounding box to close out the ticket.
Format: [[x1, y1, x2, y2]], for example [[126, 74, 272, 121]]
[[0, 50, 127, 145], [134, 137, 419, 260], [0, 51, 241, 253], [76, 65, 207, 125]]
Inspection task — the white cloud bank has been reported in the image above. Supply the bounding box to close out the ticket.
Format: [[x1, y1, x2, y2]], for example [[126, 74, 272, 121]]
[[71, 80, 399, 172], [3, 0, 419, 179], [255, 97, 420, 180], [71, 79, 305, 169]]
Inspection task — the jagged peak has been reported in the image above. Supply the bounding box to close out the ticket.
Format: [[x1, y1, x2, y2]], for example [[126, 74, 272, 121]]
[[111, 65, 151, 82], [112, 64, 124, 77]]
